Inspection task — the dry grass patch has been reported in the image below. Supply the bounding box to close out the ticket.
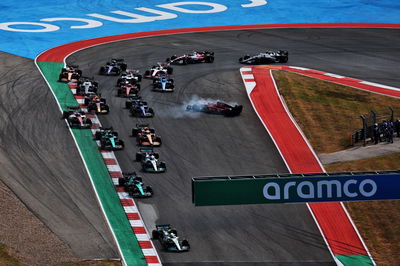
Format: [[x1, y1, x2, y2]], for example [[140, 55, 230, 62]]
[[273, 70, 400, 266], [273, 70, 400, 153], [325, 155, 400, 266]]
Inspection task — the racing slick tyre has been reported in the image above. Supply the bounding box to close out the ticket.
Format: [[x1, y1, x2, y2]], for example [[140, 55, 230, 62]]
[[148, 108, 155, 116], [182, 240, 190, 249], [146, 186, 153, 195], [279, 56, 288, 63], [117, 140, 125, 149], [118, 178, 126, 186], [152, 230, 159, 240], [160, 162, 167, 171], [125, 101, 132, 109], [205, 56, 214, 63], [120, 63, 127, 71], [167, 67, 173, 75], [95, 131, 102, 140], [99, 67, 105, 75], [135, 153, 143, 162]]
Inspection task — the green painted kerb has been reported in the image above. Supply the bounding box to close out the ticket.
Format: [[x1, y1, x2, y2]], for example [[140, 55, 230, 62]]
[[37, 61, 147, 266], [335, 255, 374, 266]]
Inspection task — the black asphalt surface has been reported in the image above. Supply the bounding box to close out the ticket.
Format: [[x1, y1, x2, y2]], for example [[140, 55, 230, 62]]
[[1, 28, 398, 265], [0, 52, 118, 259], [67, 28, 400, 265]]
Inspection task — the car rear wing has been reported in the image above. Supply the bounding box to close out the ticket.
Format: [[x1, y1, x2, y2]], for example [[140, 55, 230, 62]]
[[139, 147, 154, 153], [155, 224, 171, 230], [136, 123, 150, 128]]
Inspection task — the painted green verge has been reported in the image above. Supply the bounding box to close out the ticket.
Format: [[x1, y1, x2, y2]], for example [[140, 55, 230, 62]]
[[37, 61, 147, 266], [335, 255, 374, 266]]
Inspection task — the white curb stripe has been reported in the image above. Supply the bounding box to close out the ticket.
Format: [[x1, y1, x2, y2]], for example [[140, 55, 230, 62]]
[[242, 74, 254, 79], [136, 234, 150, 241], [130, 220, 144, 227], [124, 206, 138, 213], [101, 152, 116, 159], [289, 66, 310, 70], [107, 164, 122, 172], [324, 73, 345, 79], [142, 249, 157, 256]]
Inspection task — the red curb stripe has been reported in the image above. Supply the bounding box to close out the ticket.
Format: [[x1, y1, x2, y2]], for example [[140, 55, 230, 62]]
[[138, 241, 153, 249], [145, 256, 160, 264], [244, 78, 255, 82], [37, 23, 400, 63], [91, 124, 100, 129], [103, 158, 117, 165], [126, 213, 140, 220], [85, 114, 95, 118], [120, 199, 135, 206], [241, 71, 253, 74], [74, 95, 84, 99], [249, 67, 368, 256], [133, 227, 147, 234], [109, 171, 123, 178]]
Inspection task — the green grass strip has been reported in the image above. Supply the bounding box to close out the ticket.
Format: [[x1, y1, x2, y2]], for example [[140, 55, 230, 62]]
[[335, 255, 374, 265], [37, 61, 147, 266]]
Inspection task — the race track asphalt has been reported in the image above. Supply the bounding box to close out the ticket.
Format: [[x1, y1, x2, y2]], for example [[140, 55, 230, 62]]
[[0, 52, 118, 259], [66, 28, 400, 265], [1, 28, 398, 265]]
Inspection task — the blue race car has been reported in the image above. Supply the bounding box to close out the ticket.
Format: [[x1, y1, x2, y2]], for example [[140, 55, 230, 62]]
[[152, 74, 174, 92]]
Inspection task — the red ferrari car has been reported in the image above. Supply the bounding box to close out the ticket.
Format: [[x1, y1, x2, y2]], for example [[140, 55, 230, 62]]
[[186, 101, 242, 117]]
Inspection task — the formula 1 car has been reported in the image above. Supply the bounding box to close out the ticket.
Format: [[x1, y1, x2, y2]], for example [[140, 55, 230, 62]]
[[144, 63, 173, 79], [239, 50, 288, 64], [95, 127, 124, 150], [99, 59, 127, 75], [186, 101, 243, 117], [117, 70, 142, 85], [126, 98, 154, 118], [136, 148, 166, 173], [76, 77, 98, 95], [84, 93, 110, 114], [166, 51, 214, 65], [118, 172, 153, 198], [132, 124, 162, 147], [117, 83, 140, 97], [152, 74, 174, 92], [152, 224, 190, 252], [59, 65, 82, 83], [62, 110, 92, 129]]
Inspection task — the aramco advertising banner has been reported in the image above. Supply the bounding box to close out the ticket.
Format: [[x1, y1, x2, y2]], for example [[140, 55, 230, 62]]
[[192, 174, 400, 206]]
